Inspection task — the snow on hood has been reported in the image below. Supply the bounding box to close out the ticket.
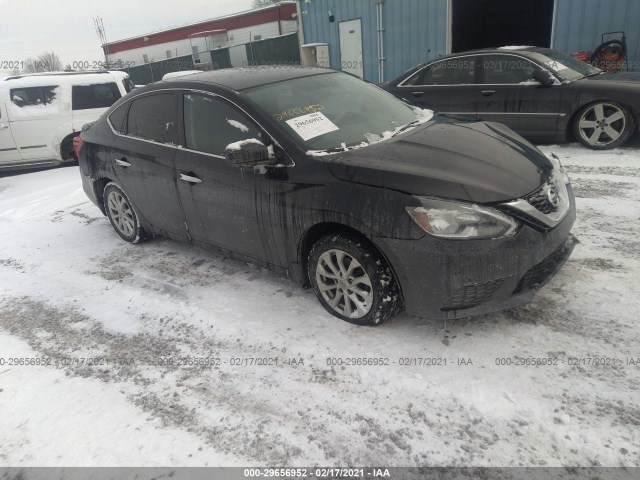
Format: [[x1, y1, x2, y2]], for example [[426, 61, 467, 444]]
[[307, 107, 434, 156]]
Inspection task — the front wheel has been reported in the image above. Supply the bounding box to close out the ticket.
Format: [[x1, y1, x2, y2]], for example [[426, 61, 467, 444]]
[[308, 234, 402, 325], [573, 101, 636, 150], [103, 182, 146, 243]]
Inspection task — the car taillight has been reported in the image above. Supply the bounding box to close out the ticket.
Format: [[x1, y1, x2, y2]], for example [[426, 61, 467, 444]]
[[73, 135, 84, 158]]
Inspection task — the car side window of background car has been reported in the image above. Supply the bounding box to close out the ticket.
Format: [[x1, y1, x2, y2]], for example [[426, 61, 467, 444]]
[[482, 55, 537, 84], [405, 58, 476, 86], [10, 86, 58, 107], [183, 93, 262, 156], [72, 83, 122, 110], [126, 93, 178, 145]]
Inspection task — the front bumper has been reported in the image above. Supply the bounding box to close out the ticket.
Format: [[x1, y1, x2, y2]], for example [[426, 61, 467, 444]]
[[372, 186, 577, 320]]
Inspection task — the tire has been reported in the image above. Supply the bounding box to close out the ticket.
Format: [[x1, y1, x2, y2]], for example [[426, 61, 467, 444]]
[[103, 182, 146, 243], [573, 101, 636, 150], [308, 233, 402, 326]]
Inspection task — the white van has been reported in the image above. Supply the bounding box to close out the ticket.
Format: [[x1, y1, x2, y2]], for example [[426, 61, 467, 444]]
[[0, 71, 133, 170]]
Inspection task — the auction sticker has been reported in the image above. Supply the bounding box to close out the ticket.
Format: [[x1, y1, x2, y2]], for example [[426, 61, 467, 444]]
[[286, 112, 339, 141]]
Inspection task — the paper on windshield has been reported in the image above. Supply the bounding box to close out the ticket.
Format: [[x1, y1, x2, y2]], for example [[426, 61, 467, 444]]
[[285, 112, 339, 141], [545, 60, 571, 73]]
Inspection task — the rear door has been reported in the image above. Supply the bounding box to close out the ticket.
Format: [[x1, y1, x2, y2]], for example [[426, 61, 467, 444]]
[[174, 92, 274, 262], [7, 84, 70, 161], [392, 55, 480, 115], [478, 53, 563, 137], [110, 92, 188, 239], [0, 99, 22, 165]]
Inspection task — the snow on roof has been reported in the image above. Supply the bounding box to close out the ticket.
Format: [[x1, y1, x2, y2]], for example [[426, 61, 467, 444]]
[[0, 71, 128, 89], [498, 45, 535, 50], [162, 70, 202, 80]]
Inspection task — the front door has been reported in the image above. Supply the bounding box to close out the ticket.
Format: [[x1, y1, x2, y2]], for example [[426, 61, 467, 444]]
[[175, 92, 276, 263], [339, 19, 364, 78]]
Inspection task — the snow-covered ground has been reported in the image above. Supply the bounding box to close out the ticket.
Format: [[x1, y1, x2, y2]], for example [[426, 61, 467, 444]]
[[1, 143, 639, 467]]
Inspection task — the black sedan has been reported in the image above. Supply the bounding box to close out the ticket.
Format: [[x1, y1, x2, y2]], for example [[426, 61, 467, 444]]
[[76, 67, 576, 325], [383, 47, 640, 150]]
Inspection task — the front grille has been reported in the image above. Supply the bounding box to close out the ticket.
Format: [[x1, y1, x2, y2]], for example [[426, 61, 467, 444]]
[[441, 279, 504, 311], [527, 180, 559, 214], [513, 242, 571, 294]]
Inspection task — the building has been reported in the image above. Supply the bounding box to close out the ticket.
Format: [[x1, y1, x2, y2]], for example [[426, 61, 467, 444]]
[[297, 0, 640, 82], [103, 2, 298, 70]]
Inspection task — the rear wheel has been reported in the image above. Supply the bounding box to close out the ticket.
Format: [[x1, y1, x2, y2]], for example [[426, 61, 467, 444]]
[[308, 233, 401, 325], [103, 183, 146, 243], [573, 101, 635, 150]]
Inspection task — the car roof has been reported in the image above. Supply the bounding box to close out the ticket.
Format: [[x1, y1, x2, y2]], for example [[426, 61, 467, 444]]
[[428, 46, 550, 62], [2, 70, 127, 82], [158, 66, 337, 91]]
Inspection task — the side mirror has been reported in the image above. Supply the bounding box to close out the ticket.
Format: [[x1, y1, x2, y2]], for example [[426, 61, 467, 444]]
[[224, 139, 270, 168], [532, 69, 555, 86]]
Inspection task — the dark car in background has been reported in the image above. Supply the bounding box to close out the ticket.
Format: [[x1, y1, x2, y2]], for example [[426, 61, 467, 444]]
[[383, 47, 640, 150], [76, 67, 576, 325]]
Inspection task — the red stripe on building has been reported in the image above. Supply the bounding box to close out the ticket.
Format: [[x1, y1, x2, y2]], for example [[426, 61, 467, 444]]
[[103, 3, 297, 55]]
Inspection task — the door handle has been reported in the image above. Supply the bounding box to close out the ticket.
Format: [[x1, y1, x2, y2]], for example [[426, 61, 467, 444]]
[[481, 90, 496, 96], [0, 123, 9, 130], [115, 158, 131, 167], [412, 91, 424, 97], [179, 173, 202, 184]]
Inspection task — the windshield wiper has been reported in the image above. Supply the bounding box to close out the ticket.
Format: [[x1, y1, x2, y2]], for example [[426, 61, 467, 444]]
[[392, 120, 421, 137]]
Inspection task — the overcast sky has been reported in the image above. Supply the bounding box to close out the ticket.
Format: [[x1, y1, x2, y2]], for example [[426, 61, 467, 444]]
[[0, 0, 254, 74]]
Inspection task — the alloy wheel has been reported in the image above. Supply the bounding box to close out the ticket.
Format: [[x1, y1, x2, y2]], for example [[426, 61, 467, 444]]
[[315, 249, 373, 319], [107, 190, 135, 237], [578, 103, 626, 147]]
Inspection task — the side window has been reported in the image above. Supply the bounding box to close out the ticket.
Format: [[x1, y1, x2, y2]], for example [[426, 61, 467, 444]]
[[412, 58, 477, 85], [10, 86, 58, 107], [482, 55, 537, 84], [183, 93, 262, 156], [72, 83, 122, 110], [402, 67, 427, 86], [122, 77, 135, 93], [108, 103, 128, 134], [126, 93, 178, 144]]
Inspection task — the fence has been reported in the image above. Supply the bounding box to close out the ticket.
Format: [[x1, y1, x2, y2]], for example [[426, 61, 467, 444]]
[[119, 32, 300, 85]]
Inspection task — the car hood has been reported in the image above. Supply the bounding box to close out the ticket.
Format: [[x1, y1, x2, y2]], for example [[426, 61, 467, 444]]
[[583, 71, 640, 84], [319, 117, 552, 204]]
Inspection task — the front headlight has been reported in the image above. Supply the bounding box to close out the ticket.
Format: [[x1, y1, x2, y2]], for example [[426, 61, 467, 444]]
[[549, 153, 570, 184], [406, 198, 518, 240]]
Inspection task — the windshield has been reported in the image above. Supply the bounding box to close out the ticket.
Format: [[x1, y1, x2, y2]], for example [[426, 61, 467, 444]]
[[527, 48, 601, 82], [243, 72, 421, 151]]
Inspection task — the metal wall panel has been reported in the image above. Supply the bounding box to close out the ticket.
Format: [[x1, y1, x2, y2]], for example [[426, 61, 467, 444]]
[[300, 0, 640, 81], [552, 0, 640, 70], [299, 0, 448, 82]]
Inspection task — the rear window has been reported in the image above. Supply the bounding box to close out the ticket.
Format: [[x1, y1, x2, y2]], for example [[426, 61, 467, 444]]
[[108, 103, 129, 134], [72, 83, 121, 110], [11, 86, 58, 107]]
